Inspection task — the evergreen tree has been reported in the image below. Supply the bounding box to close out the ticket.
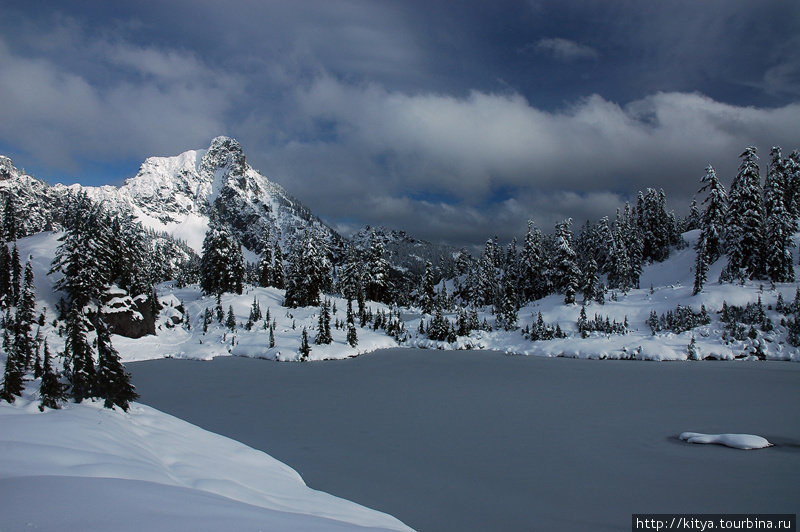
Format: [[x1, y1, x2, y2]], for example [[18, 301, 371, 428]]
[[582, 258, 599, 303], [725, 146, 765, 280], [346, 299, 358, 347], [693, 165, 728, 294], [637, 188, 672, 263], [299, 327, 311, 360], [15, 260, 36, 370], [763, 147, 795, 283], [364, 231, 390, 302], [3, 194, 18, 242], [200, 216, 245, 296], [63, 305, 96, 402], [0, 323, 24, 402], [476, 240, 499, 306], [95, 317, 138, 411], [697, 165, 728, 262], [50, 199, 113, 309], [38, 339, 68, 411], [554, 219, 581, 304], [226, 305, 237, 331], [315, 299, 333, 345], [10, 243, 21, 306], [693, 237, 709, 295], [269, 322, 276, 348], [498, 277, 519, 330], [0, 241, 10, 307], [685, 196, 700, 231], [339, 249, 363, 302], [519, 221, 548, 302], [284, 229, 332, 308], [421, 261, 436, 315], [271, 242, 286, 289]]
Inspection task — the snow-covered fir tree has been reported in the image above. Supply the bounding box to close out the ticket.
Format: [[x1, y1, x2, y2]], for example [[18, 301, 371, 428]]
[[693, 165, 727, 294], [0, 240, 11, 307], [363, 231, 391, 303], [0, 311, 24, 402], [95, 317, 139, 411], [200, 215, 245, 296], [763, 147, 796, 283], [519, 220, 548, 302], [420, 261, 436, 315], [553, 219, 581, 304], [315, 299, 333, 345], [284, 228, 332, 308], [14, 260, 36, 369], [724, 146, 765, 280], [62, 304, 96, 402], [38, 339, 68, 411], [346, 299, 358, 347]]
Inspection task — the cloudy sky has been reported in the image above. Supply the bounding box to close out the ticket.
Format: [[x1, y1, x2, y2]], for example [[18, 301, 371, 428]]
[[1, 1, 798, 250]]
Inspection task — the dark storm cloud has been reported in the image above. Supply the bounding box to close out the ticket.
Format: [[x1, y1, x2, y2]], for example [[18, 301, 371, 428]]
[[0, 0, 798, 249]]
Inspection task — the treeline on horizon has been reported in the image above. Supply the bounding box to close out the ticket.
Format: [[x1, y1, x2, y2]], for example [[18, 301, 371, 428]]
[[1, 145, 799, 409]]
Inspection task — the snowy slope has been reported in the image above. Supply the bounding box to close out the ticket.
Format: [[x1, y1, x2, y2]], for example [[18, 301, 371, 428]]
[[0, 388, 413, 532]]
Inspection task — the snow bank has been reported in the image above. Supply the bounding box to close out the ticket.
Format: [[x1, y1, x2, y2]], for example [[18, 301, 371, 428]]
[[0, 389, 414, 532], [679, 432, 773, 449]]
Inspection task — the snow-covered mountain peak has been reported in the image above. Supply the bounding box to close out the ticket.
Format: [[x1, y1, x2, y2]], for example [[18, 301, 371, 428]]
[[79, 136, 342, 255], [0, 155, 17, 180]]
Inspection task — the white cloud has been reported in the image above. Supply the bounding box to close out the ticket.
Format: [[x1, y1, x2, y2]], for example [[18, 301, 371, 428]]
[[0, 25, 242, 172], [277, 75, 800, 245]]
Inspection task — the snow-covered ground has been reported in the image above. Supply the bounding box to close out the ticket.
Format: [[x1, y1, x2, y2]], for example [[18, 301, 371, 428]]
[[14, 230, 800, 365], [4, 229, 800, 531], [0, 384, 413, 532]]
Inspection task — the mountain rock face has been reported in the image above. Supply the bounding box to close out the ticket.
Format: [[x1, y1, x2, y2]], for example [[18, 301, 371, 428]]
[[82, 136, 345, 256], [0, 156, 69, 237]]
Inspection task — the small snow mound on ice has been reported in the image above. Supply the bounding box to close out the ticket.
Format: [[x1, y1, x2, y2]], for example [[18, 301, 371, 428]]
[[679, 432, 772, 449]]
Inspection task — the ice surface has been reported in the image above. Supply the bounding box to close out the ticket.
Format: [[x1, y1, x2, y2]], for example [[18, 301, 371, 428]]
[[129, 352, 800, 532]]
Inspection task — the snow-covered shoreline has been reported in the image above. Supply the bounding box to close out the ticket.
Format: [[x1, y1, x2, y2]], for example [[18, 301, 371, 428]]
[[0, 385, 414, 532]]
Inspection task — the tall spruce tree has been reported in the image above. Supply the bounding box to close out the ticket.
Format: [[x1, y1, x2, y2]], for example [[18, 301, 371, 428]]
[[725, 146, 765, 280], [0, 240, 10, 307], [15, 260, 36, 369], [346, 299, 358, 347], [10, 244, 21, 306], [693, 165, 728, 294], [200, 216, 245, 296], [63, 305, 96, 402], [519, 221, 547, 302], [364, 231, 390, 303], [763, 146, 795, 283], [95, 317, 138, 411], [421, 261, 436, 315], [284, 229, 331, 308], [38, 339, 68, 411], [0, 318, 24, 402], [315, 299, 333, 345], [554, 219, 581, 304]]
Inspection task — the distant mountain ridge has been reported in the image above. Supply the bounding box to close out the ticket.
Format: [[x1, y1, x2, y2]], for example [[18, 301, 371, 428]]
[[1, 137, 463, 277]]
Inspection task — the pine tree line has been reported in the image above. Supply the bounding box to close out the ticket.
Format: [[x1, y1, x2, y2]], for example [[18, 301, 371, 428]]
[[695, 146, 800, 293]]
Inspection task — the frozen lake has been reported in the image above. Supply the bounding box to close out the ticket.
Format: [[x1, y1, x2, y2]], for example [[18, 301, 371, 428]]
[[129, 350, 800, 532]]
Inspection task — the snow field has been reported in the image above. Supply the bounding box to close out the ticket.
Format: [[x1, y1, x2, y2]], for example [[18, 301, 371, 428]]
[[0, 384, 414, 532]]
